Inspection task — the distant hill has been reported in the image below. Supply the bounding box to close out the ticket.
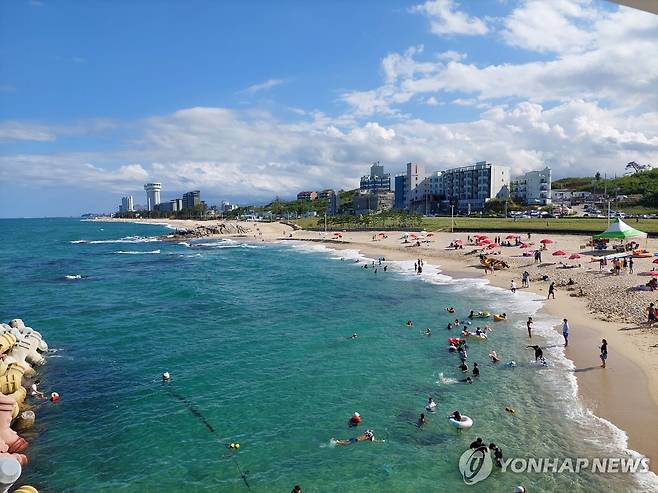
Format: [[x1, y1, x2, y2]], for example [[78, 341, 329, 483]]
[[553, 169, 657, 206]]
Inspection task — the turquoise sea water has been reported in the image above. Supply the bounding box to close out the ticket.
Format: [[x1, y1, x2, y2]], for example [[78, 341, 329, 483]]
[[0, 218, 655, 493]]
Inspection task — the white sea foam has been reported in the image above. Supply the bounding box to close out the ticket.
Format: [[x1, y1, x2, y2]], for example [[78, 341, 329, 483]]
[[436, 372, 459, 385], [114, 250, 160, 255], [190, 240, 258, 249], [64, 274, 82, 280], [71, 235, 160, 244]]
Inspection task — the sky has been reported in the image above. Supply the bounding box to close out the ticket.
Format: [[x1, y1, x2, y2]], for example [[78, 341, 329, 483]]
[[0, 0, 657, 216]]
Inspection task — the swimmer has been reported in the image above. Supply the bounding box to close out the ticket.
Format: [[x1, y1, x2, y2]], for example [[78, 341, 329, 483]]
[[489, 351, 500, 363], [448, 410, 462, 422], [468, 310, 475, 319], [417, 413, 426, 428], [454, 319, 461, 326], [347, 333, 358, 339], [458, 347, 467, 362], [506, 361, 517, 368], [489, 443, 503, 467], [461, 376, 473, 384], [472, 362, 480, 377], [475, 327, 483, 336], [459, 361, 469, 372], [426, 397, 437, 412], [333, 429, 383, 446], [425, 328, 432, 336], [383, 265, 388, 272], [469, 437, 485, 450], [447, 322, 453, 330], [447, 307, 455, 314], [30, 380, 45, 399], [406, 320, 414, 327], [527, 345, 546, 364]]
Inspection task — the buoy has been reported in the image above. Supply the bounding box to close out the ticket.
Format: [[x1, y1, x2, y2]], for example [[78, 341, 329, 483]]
[[227, 442, 241, 449], [162, 371, 171, 382], [50, 392, 60, 402], [505, 407, 515, 414]]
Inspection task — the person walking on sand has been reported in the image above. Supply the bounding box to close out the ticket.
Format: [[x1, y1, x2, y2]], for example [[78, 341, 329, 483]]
[[600, 339, 608, 368], [629, 257, 634, 274], [548, 282, 555, 299], [562, 318, 569, 347], [511, 280, 517, 293], [522, 271, 529, 288], [527, 317, 533, 338]]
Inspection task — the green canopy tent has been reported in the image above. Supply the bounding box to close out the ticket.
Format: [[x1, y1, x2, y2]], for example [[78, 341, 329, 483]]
[[593, 218, 647, 240]]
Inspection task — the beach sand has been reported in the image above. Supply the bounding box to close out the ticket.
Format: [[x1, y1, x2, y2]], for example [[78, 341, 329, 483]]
[[98, 217, 658, 468]]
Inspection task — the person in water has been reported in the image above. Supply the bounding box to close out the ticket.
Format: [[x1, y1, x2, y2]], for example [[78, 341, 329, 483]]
[[562, 318, 569, 347], [30, 379, 45, 399], [425, 328, 432, 336], [489, 443, 503, 467], [489, 351, 500, 363], [468, 310, 475, 319], [469, 437, 485, 450], [291, 485, 301, 493], [454, 319, 461, 326], [458, 361, 469, 372], [472, 362, 480, 377], [446, 322, 453, 330], [458, 347, 467, 362], [449, 410, 462, 422], [527, 317, 533, 338], [406, 320, 414, 327], [333, 429, 382, 446], [461, 376, 473, 384], [417, 413, 426, 428], [447, 307, 455, 313], [349, 412, 361, 427], [348, 333, 358, 339], [527, 345, 546, 364], [426, 397, 437, 412]]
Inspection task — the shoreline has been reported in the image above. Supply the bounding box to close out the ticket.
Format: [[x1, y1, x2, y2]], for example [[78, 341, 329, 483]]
[[95, 217, 658, 472]]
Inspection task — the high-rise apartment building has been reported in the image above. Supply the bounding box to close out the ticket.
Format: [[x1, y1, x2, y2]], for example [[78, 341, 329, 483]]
[[144, 183, 162, 211], [120, 195, 134, 212], [511, 167, 552, 205], [360, 162, 391, 192], [441, 161, 510, 211], [182, 190, 201, 210]]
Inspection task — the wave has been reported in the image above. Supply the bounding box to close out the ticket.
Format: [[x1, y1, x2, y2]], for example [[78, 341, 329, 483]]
[[64, 275, 82, 280], [436, 372, 459, 385], [70, 236, 160, 245], [189, 240, 259, 249], [114, 250, 160, 255]]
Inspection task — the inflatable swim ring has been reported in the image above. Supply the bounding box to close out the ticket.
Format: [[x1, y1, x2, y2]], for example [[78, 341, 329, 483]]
[[493, 314, 506, 321], [449, 415, 473, 429], [471, 311, 491, 318]]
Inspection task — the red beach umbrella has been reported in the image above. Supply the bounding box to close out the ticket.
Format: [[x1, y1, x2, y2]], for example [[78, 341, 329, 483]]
[[652, 259, 658, 264], [519, 243, 530, 249], [506, 234, 519, 239], [640, 271, 658, 276], [479, 238, 491, 244], [540, 239, 555, 244], [454, 239, 463, 244], [427, 233, 434, 237], [552, 250, 567, 256], [569, 254, 581, 260], [378, 232, 386, 236], [487, 243, 500, 248]]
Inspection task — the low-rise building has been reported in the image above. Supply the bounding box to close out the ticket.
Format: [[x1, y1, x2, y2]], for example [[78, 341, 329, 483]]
[[353, 191, 394, 214], [318, 189, 335, 200]]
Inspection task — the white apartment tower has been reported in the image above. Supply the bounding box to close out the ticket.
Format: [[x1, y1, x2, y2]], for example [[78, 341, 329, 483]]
[[144, 183, 162, 211], [120, 195, 134, 212]]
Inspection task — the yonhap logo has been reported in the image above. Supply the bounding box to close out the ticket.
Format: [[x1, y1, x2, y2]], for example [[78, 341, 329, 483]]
[[459, 447, 493, 485]]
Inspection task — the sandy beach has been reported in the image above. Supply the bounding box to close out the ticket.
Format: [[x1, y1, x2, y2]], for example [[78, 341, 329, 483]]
[[99, 217, 658, 469]]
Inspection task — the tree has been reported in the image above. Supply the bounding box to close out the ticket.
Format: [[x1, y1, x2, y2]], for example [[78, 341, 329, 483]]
[[626, 161, 652, 175]]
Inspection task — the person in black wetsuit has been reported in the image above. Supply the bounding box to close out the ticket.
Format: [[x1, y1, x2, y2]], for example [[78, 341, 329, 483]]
[[469, 437, 485, 450], [527, 345, 546, 364], [489, 443, 503, 467], [472, 362, 480, 377]]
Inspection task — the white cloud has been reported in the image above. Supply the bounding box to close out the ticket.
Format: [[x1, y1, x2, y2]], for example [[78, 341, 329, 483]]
[[410, 0, 489, 36], [0, 122, 56, 142], [241, 78, 285, 94]]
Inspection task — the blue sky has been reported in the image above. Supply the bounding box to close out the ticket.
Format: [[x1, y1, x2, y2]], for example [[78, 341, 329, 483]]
[[0, 0, 656, 216]]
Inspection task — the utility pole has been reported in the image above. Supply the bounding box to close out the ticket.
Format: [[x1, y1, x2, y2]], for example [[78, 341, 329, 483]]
[[324, 212, 327, 234], [451, 205, 455, 233]]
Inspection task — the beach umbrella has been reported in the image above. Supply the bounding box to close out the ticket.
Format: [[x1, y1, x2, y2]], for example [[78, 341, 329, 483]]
[[378, 232, 386, 236], [540, 239, 555, 244], [652, 259, 658, 264], [420, 231, 428, 235], [519, 243, 530, 249], [487, 243, 500, 248], [569, 254, 581, 260], [505, 234, 519, 239], [639, 271, 658, 276], [552, 250, 567, 256], [479, 238, 491, 244], [474, 234, 488, 239], [454, 239, 463, 244], [427, 233, 434, 237]]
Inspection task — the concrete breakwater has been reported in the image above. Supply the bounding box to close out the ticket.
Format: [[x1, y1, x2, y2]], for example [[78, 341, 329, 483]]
[[0, 319, 51, 492]]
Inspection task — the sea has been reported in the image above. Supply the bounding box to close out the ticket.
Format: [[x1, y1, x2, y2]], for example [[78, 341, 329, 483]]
[[0, 218, 655, 493]]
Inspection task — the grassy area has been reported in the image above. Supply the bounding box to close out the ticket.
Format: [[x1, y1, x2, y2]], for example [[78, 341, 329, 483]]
[[293, 216, 658, 235]]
